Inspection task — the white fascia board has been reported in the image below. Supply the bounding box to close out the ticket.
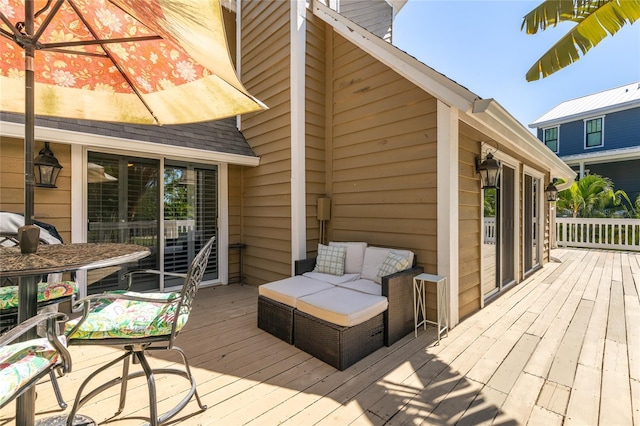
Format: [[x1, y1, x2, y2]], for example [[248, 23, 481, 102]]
[[312, 0, 476, 112], [221, 0, 236, 12], [561, 145, 640, 164], [466, 99, 576, 185], [0, 120, 260, 167], [385, 0, 408, 15], [529, 100, 640, 129]]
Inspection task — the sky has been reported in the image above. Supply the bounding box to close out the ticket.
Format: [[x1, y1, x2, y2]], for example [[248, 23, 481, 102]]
[[392, 0, 640, 132]]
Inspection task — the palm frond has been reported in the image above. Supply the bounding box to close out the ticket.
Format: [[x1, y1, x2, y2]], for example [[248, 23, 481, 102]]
[[525, 0, 640, 81], [521, 0, 591, 33]]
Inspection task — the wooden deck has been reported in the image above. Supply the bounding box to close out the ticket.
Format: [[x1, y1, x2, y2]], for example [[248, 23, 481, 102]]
[[2, 248, 639, 425]]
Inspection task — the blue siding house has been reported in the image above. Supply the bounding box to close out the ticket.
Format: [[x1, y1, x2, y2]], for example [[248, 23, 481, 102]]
[[529, 82, 640, 200]]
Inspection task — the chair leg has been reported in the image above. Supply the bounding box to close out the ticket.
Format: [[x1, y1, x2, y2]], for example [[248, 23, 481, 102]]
[[114, 353, 131, 417], [66, 351, 131, 426], [172, 346, 207, 411], [135, 351, 159, 426], [128, 346, 207, 425], [49, 370, 67, 409]]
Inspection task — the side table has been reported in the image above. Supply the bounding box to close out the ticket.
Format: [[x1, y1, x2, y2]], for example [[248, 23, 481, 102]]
[[413, 273, 449, 344]]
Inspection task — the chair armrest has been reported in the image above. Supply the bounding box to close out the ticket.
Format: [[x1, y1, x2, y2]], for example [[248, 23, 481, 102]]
[[122, 269, 188, 290], [381, 265, 424, 347], [294, 257, 317, 276], [71, 291, 180, 312], [0, 312, 71, 374]]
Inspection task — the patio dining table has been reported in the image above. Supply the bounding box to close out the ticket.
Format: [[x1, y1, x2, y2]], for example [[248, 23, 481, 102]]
[[0, 242, 150, 426]]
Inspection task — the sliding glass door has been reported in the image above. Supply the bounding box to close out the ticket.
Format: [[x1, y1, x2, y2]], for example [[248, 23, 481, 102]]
[[524, 174, 541, 277], [87, 153, 218, 293], [163, 163, 219, 289], [483, 164, 516, 301], [87, 153, 160, 292]]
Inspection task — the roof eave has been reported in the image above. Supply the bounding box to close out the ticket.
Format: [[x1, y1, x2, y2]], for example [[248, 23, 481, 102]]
[[561, 145, 640, 164], [529, 99, 640, 129], [469, 99, 576, 187]]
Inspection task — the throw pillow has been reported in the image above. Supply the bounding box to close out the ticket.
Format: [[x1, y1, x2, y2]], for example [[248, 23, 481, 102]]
[[375, 252, 410, 284], [313, 243, 346, 276], [329, 242, 367, 274]]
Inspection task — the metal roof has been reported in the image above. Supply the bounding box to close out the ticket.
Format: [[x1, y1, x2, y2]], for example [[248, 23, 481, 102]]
[[529, 81, 640, 128]]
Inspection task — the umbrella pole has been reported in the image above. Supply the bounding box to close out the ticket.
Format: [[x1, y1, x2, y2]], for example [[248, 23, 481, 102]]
[[24, 0, 35, 227]]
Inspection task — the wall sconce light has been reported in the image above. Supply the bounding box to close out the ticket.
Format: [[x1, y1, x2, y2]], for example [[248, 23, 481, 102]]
[[34, 142, 62, 188], [475, 143, 502, 188], [545, 179, 558, 202]]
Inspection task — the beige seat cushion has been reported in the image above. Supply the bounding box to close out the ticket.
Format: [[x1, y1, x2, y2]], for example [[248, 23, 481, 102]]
[[302, 271, 360, 285], [336, 279, 381, 296], [258, 276, 335, 308], [296, 287, 388, 327]]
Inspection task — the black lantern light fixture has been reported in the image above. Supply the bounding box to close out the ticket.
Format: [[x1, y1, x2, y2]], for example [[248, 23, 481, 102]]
[[34, 142, 63, 188], [476, 146, 502, 189], [545, 179, 558, 202]]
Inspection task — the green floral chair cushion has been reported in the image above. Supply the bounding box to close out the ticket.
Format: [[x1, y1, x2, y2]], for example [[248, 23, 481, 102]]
[[0, 336, 65, 407], [65, 291, 188, 340], [0, 281, 76, 310]]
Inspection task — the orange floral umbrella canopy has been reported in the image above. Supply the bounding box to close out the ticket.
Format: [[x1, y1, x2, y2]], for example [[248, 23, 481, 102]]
[[1, 0, 265, 226], [0, 0, 265, 124]]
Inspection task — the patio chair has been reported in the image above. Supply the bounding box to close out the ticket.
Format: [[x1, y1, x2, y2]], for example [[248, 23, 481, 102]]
[[64, 236, 215, 426], [0, 232, 77, 335], [0, 231, 76, 410], [0, 311, 71, 410]]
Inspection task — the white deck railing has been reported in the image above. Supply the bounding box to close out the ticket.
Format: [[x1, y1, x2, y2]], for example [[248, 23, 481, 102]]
[[484, 218, 496, 244], [556, 218, 640, 251]]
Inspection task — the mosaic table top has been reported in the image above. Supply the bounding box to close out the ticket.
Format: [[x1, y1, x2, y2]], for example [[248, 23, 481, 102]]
[[0, 243, 150, 278]]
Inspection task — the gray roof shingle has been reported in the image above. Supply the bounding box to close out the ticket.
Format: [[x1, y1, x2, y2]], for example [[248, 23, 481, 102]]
[[1, 112, 256, 158]]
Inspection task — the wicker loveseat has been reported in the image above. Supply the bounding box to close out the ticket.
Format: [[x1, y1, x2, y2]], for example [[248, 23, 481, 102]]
[[258, 242, 423, 370]]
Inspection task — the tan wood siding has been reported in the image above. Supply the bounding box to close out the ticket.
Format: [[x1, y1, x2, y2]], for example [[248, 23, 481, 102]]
[[327, 32, 437, 272], [240, 0, 292, 285], [228, 164, 243, 279], [0, 138, 71, 242], [458, 128, 482, 318]]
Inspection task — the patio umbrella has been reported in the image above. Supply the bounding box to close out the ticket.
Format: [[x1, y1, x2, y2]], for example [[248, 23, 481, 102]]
[[0, 0, 266, 225]]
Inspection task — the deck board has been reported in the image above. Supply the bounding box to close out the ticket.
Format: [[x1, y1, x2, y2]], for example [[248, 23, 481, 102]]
[[2, 248, 639, 425]]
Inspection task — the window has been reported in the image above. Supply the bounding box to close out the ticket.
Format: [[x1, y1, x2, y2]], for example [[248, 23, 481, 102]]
[[585, 117, 603, 148], [543, 127, 558, 152]]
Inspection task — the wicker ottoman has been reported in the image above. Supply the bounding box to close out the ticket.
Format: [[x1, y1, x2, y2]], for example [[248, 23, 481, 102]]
[[294, 309, 384, 370], [257, 296, 295, 344]]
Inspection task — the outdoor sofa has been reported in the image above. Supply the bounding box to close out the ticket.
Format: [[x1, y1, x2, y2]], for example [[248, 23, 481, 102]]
[[258, 242, 423, 370]]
